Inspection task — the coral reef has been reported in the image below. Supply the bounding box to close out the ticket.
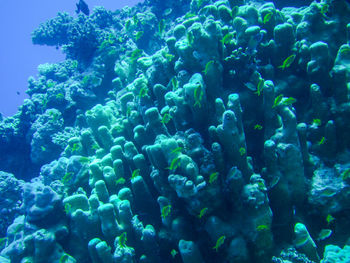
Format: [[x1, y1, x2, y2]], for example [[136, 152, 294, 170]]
[[1, 0, 350, 262]]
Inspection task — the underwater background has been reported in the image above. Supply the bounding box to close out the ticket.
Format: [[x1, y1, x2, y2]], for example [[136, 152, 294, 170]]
[[0, 0, 350, 262]]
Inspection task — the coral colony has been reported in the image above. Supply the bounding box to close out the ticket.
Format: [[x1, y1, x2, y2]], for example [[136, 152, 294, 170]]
[[0, 0, 350, 262]]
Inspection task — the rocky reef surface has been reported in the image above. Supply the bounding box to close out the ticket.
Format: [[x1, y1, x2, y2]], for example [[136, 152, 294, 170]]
[[0, 0, 350, 262]]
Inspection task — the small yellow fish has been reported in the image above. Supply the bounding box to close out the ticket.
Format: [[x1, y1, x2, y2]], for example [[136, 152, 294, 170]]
[[312, 119, 322, 127], [116, 177, 126, 185], [326, 214, 335, 225], [281, 97, 297, 106], [170, 249, 178, 258], [171, 147, 183, 154], [131, 169, 140, 179], [263, 12, 273, 24], [220, 33, 234, 45], [278, 54, 296, 70], [159, 19, 165, 35], [256, 224, 269, 231], [171, 77, 178, 90], [209, 172, 219, 184], [254, 78, 264, 96], [161, 205, 172, 219], [203, 60, 215, 76], [198, 207, 208, 219], [213, 236, 225, 252], [272, 94, 283, 108], [161, 113, 172, 124], [118, 232, 128, 248], [317, 136, 326, 145], [167, 157, 181, 171], [239, 147, 246, 156], [194, 86, 204, 108], [138, 87, 149, 98], [64, 203, 72, 214], [134, 31, 144, 41], [254, 124, 263, 130]]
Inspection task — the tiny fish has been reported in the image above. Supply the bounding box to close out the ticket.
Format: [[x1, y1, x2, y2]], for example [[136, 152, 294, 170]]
[[197, 0, 204, 9], [79, 156, 90, 163], [64, 203, 72, 214], [213, 235, 225, 252], [239, 147, 246, 156], [167, 157, 181, 171], [326, 214, 335, 225], [116, 177, 126, 185], [278, 54, 296, 70], [59, 253, 72, 263], [0, 237, 8, 248], [194, 86, 204, 108], [133, 15, 139, 26], [257, 181, 267, 191], [281, 97, 297, 106], [254, 124, 263, 130], [138, 87, 149, 98], [130, 49, 143, 63], [170, 249, 178, 258], [184, 12, 196, 19], [272, 94, 284, 108], [263, 12, 273, 24], [187, 31, 194, 46], [171, 147, 183, 154], [203, 60, 215, 76], [56, 93, 64, 99], [164, 53, 175, 62], [317, 136, 326, 145], [254, 78, 264, 96], [134, 31, 144, 41], [75, 0, 90, 16], [161, 205, 172, 219], [41, 146, 46, 152], [317, 229, 332, 241], [159, 19, 166, 36], [209, 172, 219, 184], [220, 33, 234, 45], [312, 119, 322, 127], [171, 76, 178, 90], [161, 113, 172, 124], [198, 207, 208, 219], [118, 232, 127, 248], [256, 224, 269, 231], [131, 169, 140, 179], [92, 144, 100, 150]]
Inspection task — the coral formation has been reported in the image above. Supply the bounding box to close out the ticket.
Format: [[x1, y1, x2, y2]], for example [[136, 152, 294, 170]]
[[1, 0, 350, 262]]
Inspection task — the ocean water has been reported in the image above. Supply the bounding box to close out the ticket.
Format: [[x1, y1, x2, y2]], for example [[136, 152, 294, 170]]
[[0, 0, 350, 262]]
